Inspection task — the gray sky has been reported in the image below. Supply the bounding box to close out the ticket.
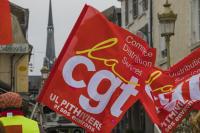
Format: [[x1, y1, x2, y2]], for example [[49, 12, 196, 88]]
[[9, 0, 120, 75]]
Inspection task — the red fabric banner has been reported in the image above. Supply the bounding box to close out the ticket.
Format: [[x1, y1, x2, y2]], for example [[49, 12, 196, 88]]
[[0, 0, 12, 44], [38, 5, 156, 133], [143, 49, 200, 133], [37, 4, 200, 133], [169, 48, 200, 84]]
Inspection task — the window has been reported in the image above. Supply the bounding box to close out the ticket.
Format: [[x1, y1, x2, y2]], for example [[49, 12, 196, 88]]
[[125, 0, 129, 25], [137, 25, 148, 43], [117, 12, 122, 26], [132, 0, 138, 19], [160, 37, 167, 58], [139, 105, 145, 131], [138, 0, 143, 16], [138, 0, 148, 16], [142, 0, 148, 11], [133, 0, 148, 19], [191, 0, 200, 43]]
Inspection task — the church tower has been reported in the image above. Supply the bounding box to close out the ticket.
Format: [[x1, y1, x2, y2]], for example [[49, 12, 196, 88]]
[[43, 0, 55, 70]]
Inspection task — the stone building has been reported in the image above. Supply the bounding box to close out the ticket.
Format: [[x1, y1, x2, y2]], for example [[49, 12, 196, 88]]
[[0, 2, 31, 93], [119, 0, 199, 68], [153, 0, 199, 67]]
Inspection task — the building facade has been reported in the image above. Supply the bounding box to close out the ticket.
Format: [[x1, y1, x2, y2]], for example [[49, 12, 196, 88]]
[[0, 3, 31, 93], [153, 0, 192, 69], [118, 0, 200, 132], [119, 0, 200, 68], [121, 0, 150, 45]]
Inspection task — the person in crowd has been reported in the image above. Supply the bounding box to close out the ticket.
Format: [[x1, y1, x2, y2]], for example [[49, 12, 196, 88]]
[[0, 92, 40, 133]]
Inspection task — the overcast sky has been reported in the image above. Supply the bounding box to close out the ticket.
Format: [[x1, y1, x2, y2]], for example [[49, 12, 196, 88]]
[[9, 0, 121, 75]]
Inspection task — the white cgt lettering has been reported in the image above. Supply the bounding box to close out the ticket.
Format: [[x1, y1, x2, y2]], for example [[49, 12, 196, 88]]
[[79, 70, 122, 114], [151, 77, 199, 112], [111, 77, 138, 117], [62, 56, 95, 88], [62, 55, 139, 117]]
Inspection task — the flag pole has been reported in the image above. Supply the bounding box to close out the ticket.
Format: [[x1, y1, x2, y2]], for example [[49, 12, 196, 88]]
[[30, 102, 39, 119], [155, 124, 161, 133], [30, 65, 49, 119]]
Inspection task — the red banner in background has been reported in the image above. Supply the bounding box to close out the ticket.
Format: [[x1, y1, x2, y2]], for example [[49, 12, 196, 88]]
[[169, 48, 200, 84], [144, 49, 200, 133], [0, 0, 12, 44], [38, 5, 156, 133]]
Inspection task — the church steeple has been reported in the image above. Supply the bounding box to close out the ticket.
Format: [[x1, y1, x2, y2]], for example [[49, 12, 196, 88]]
[[44, 0, 55, 70], [48, 0, 53, 26]]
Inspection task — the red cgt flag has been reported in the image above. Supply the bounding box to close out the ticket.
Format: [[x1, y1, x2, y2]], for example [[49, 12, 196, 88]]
[[38, 5, 156, 133], [157, 48, 200, 133], [144, 48, 200, 133], [0, 0, 12, 44]]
